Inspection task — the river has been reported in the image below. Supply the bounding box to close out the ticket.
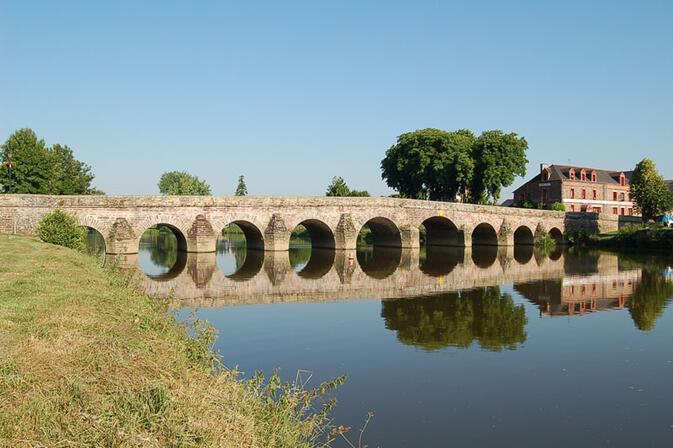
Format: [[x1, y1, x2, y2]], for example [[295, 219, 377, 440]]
[[87, 227, 673, 447]]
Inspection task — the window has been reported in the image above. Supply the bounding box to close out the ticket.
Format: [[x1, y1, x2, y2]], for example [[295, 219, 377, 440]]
[[594, 207, 602, 213], [628, 208, 633, 216], [570, 204, 575, 211], [613, 192, 617, 201], [569, 169, 576, 180], [570, 188, 575, 198], [621, 208, 625, 215], [613, 207, 618, 215], [620, 173, 626, 186], [592, 189, 597, 199], [619, 193, 625, 201], [542, 170, 549, 181], [581, 169, 587, 181], [582, 189, 586, 199], [591, 171, 597, 182], [628, 193, 631, 201]]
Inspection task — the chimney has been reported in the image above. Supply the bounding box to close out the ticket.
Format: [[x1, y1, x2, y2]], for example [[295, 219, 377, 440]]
[[540, 163, 548, 174]]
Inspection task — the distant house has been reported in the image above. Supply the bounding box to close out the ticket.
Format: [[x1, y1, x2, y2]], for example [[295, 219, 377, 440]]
[[512, 164, 638, 216]]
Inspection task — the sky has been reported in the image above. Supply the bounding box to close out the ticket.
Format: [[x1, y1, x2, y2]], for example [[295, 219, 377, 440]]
[[1, 0, 672, 198]]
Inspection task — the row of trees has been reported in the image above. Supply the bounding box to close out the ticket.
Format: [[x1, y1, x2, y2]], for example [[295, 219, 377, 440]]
[[0, 129, 102, 194], [381, 128, 528, 204], [325, 176, 370, 197], [157, 172, 249, 196]]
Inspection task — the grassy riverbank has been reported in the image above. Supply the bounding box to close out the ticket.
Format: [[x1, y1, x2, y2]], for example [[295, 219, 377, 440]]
[[586, 226, 673, 250], [0, 234, 332, 447]]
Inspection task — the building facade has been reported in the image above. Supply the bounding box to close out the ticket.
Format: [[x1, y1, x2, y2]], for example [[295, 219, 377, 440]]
[[513, 164, 638, 215]]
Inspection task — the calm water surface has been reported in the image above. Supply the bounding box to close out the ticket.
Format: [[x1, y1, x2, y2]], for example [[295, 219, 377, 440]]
[[101, 229, 673, 447]]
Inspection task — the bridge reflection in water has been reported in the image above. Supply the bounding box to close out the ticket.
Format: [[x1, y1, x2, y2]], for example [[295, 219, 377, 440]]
[[111, 239, 651, 323]]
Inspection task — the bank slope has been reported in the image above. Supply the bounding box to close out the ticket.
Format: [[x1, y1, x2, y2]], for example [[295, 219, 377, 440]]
[[0, 234, 326, 448]]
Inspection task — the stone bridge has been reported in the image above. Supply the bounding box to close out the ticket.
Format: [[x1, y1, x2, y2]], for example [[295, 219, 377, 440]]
[[0, 194, 622, 254]]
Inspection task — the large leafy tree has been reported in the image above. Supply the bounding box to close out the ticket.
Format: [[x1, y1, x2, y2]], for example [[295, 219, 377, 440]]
[[1, 129, 57, 194], [629, 158, 673, 219], [325, 176, 370, 197], [471, 130, 528, 205], [51, 144, 98, 194], [0, 129, 102, 194], [381, 128, 475, 201], [158, 171, 211, 195]]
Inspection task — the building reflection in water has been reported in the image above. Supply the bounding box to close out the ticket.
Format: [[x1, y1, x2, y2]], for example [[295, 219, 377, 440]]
[[107, 235, 673, 332]]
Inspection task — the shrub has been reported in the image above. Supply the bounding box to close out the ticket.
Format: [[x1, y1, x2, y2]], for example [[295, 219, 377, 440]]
[[551, 202, 565, 211], [535, 233, 556, 252], [36, 209, 86, 251]]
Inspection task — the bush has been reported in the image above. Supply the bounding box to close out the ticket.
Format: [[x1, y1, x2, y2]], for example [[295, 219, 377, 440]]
[[535, 233, 557, 252], [551, 202, 565, 211], [36, 209, 86, 251]]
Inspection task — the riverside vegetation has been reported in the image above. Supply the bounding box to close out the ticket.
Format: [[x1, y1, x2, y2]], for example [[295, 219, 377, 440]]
[[0, 233, 348, 447]]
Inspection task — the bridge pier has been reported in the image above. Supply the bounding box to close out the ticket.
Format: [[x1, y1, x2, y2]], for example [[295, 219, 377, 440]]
[[264, 214, 291, 251], [187, 215, 217, 253], [399, 225, 419, 249], [334, 213, 358, 250]]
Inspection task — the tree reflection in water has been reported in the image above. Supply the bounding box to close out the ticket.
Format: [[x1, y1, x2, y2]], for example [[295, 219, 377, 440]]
[[628, 271, 673, 331], [381, 286, 527, 352], [138, 226, 186, 278]]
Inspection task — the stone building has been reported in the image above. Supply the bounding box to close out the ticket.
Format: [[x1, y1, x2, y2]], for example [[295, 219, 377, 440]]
[[512, 164, 638, 215]]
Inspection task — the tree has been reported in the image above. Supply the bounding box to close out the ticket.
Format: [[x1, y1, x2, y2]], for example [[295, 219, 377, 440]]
[[326, 176, 350, 197], [325, 176, 370, 197], [381, 128, 475, 201], [0, 129, 102, 195], [1, 129, 56, 194], [51, 144, 97, 194], [629, 158, 673, 219], [235, 175, 248, 196], [158, 171, 211, 195], [471, 130, 528, 205]]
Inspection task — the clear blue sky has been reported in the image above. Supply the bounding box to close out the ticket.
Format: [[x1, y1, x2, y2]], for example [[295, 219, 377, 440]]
[[1, 0, 672, 198]]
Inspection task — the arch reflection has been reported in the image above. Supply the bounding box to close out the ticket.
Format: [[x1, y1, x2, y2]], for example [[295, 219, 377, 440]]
[[138, 225, 188, 279], [217, 223, 264, 280], [289, 222, 335, 279], [420, 246, 463, 277]]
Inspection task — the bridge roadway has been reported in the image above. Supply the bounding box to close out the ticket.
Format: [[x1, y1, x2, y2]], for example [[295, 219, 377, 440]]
[[0, 194, 605, 254], [117, 246, 571, 307]]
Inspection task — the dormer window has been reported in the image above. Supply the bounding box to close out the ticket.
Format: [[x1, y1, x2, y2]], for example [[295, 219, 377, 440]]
[[619, 172, 626, 186], [569, 168, 576, 180], [580, 169, 587, 181], [591, 170, 597, 182], [542, 169, 550, 181]]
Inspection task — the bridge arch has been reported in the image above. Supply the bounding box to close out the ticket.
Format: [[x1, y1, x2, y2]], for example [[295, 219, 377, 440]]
[[549, 227, 563, 243], [288, 219, 335, 279], [219, 220, 265, 250], [137, 223, 189, 278], [139, 223, 188, 253], [421, 216, 464, 247], [513, 225, 534, 245], [359, 217, 402, 248], [80, 226, 106, 260], [471, 223, 498, 246], [217, 220, 265, 280], [293, 219, 335, 249]]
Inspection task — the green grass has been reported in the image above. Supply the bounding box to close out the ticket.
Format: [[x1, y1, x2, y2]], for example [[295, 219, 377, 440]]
[[0, 234, 337, 447], [586, 225, 673, 250]]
